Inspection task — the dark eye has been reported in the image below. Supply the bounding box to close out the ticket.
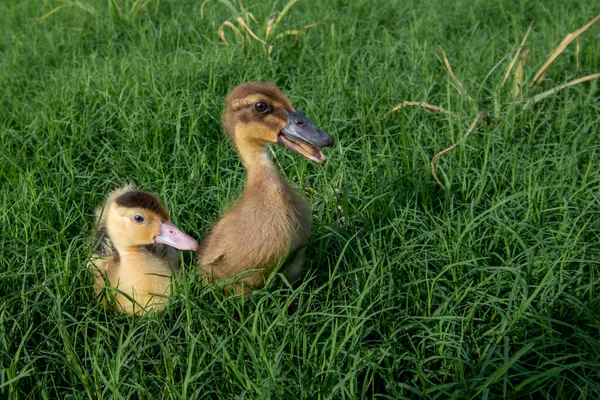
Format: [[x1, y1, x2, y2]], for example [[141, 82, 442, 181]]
[[133, 215, 145, 224], [254, 101, 269, 113]]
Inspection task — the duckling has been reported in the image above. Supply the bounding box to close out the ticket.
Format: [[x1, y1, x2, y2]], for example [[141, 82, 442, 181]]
[[198, 82, 333, 294], [90, 185, 199, 315]]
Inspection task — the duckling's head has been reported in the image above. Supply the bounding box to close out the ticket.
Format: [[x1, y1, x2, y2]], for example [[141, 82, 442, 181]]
[[223, 82, 334, 163], [101, 187, 199, 251]]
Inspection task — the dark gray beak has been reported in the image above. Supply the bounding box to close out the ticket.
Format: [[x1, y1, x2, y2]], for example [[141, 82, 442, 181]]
[[278, 110, 334, 163]]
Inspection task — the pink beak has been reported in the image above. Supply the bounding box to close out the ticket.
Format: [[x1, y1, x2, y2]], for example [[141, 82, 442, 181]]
[[154, 222, 199, 251]]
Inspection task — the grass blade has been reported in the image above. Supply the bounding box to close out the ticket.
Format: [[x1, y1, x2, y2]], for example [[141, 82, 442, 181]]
[[471, 343, 535, 399], [268, 0, 299, 39]]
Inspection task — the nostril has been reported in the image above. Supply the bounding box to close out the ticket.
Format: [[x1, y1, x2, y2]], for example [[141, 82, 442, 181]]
[[296, 120, 306, 127], [169, 230, 174, 234]]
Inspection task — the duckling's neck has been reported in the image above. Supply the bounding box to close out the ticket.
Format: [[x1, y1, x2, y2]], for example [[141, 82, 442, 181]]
[[114, 245, 147, 258], [236, 138, 281, 187], [108, 237, 153, 262]]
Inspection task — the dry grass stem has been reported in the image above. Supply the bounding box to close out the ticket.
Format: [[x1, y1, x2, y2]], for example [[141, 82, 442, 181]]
[[290, 12, 333, 43], [525, 73, 600, 107], [219, 21, 243, 45], [431, 112, 489, 189], [36, 1, 97, 20], [512, 49, 530, 98], [200, 0, 210, 18], [439, 46, 473, 100], [36, 4, 71, 19], [131, 0, 153, 18], [501, 22, 533, 88], [531, 14, 600, 86], [367, 101, 456, 127], [201, 0, 237, 19], [235, 16, 267, 44], [208, 0, 328, 52], [575, 39, 580, 69], [266, 18, 276, 38], [109, 0, 123, 18]]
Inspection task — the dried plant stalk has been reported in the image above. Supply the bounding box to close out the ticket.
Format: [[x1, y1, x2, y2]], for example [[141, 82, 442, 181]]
[[439, 46, 473, 100], [431, 112, 489, 189], [108, 0, 123, 18], [200, 0, 210, 18], [36, 0, 97, 20], [36, 4, 71, 19], [235, 16, 267, 44], [501, 22, 533, 88], [266, 17, 276, 38], [219, 21, 243, 45], [131, 0, 153, 18], [291, 12, 333, 43], [367, 101, 456, 127], [524, 73, 600, 107], [531, 14, 600, 86], [575, 38, 580, 69], [512, 49, 530, 98]]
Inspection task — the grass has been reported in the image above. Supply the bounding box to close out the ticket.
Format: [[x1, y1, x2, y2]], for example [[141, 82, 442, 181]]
[[1, 0, 600, 398]]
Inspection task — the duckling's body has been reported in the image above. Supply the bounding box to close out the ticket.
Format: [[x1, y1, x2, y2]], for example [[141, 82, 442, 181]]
[[199, 159, 311, 288], [199, 82, 333, 293], [92, 237, 180, 315], [90, 185, 198, 315]]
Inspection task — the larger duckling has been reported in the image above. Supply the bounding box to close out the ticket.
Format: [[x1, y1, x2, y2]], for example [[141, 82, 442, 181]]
[[199, 82, 333, 293], [90, 185, 199, 315]]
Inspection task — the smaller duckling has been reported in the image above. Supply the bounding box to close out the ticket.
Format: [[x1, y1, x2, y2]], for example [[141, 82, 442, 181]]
[[89, 185, 199, 315]]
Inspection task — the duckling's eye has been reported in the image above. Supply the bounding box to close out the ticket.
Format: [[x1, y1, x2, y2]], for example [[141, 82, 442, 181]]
[[254, 101, 269, 114], [133, 215, 145, 224]]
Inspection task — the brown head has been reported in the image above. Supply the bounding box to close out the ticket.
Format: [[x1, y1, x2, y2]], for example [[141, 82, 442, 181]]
[[100, 186, 199, 252], [223, 82, 334, 163]]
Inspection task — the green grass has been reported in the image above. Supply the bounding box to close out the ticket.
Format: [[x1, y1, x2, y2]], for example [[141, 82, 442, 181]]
[[1, 0, 600, 398]]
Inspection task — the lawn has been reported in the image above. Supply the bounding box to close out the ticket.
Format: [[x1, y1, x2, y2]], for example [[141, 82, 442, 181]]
[[1, 0, 599, 398]]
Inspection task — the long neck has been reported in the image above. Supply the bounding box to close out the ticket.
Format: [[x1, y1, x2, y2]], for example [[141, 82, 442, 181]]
[[235, 137, 283, 188]]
